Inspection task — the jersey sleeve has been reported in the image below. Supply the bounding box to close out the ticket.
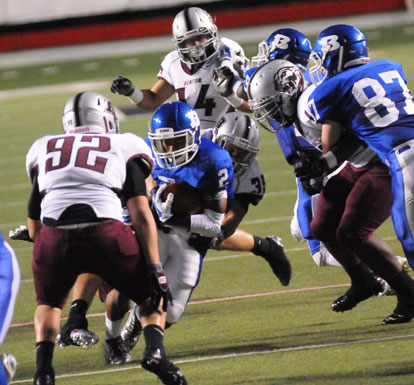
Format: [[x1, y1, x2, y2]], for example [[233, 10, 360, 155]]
[[308, 80, 340, 124], [26, 137, 44, 182], [122, 133, 154, 177], [157, 51, 176, 86]]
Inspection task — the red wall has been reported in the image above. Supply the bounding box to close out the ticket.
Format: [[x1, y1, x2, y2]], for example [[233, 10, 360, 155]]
[[0, 0, 405, 52]]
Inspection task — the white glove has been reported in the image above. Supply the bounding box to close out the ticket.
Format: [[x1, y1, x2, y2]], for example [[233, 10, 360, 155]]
[[154, 184, 174, 222]]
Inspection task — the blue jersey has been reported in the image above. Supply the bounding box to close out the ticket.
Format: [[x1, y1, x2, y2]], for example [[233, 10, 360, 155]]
[[309, 59, 414, 163], [147, 136, 234, 205]]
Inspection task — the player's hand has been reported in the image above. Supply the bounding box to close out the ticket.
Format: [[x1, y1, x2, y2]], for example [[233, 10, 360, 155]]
[[300, 176, 324, 195], [9, 225, 33, 242], [209, 228, 227, 248], [212, 66, 235, 97], [294, 152, 328, 179], [153, 184, 174, 222], [147, 263, 173, 312], [110, 76, 135, 96]]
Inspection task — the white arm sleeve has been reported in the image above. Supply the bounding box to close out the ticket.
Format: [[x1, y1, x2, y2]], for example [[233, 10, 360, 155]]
[[190, 209, 225, 237]]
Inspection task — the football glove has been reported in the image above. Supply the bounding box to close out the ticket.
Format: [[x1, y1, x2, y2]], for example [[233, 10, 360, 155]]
[[9, 225, 33, 242], [153, 184, 174, 223], [300, 176, 324, 195], [147, 263, 173, 312], [209, 228, 228, 248], [294, 152, 328, 180], [110, 76, 135, 96], [212, 66, 235, 97]]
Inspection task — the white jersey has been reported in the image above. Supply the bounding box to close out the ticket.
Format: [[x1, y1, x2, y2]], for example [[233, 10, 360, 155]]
[[26, 129, 154, 222], [297, 84, 377, 168], [158, 38, 247, 129]]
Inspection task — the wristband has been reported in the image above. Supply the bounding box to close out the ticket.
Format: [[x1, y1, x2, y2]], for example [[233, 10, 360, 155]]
[[128, 87, 144, 105], [322, 151, 338, 169]]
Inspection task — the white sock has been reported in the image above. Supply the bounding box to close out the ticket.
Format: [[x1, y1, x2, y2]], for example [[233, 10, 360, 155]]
[[105, 312, 123, 340]]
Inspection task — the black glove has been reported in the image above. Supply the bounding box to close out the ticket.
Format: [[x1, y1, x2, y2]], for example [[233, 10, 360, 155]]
[[187, 233, 212, 254], [212, 66, 235, 97], [147, 263, 173, 312], [294, 152, 328, 179], [300, 176, 324, 195], [209, 228, 228, 248], [9, 225, 33, 242], [110, 76, 135, 96]]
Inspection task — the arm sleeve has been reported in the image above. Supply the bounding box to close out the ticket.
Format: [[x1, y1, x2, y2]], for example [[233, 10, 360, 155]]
[[27, 175, 41, 220], [123, 160, 148, 202]]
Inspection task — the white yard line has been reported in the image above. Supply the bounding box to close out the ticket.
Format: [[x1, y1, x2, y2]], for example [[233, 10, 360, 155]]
[[10, 332, 414, 384]]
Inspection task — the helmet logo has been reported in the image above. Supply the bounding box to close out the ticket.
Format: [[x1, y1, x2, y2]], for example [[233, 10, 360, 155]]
[[271, 34, 291, 50], [273, 66, 302, 95], [186, 110, 200, 129], [320, 35, 341, 51]]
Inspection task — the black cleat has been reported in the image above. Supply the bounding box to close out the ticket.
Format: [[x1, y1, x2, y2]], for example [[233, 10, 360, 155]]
[[142, 346, 187, 385], [33, 371, 55, 385], [332, 277, 386, 312], [121, 305, 142, 352], [382, 299, 414, 325], [104, 336, 132, 365], [260, 236, 292, 286]]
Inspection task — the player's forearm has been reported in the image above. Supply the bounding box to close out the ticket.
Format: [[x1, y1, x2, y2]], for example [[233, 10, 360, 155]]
[[27, 218, 41, 240]]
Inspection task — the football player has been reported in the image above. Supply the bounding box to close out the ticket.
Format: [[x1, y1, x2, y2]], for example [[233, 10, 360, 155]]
[[303, 24, 414, 324], [110, 7, 251, 130], [0, 232, 20, 385], [24, 92, 186, 385], [243, 28, 343, 268], [248, 51, 414, 324]]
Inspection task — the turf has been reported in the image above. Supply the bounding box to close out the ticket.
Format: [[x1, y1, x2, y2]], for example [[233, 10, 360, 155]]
[[1, 22, 413, 385]]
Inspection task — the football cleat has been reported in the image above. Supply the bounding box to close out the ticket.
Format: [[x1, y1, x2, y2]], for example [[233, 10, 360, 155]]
[[0, 354, 17, 384], [331, 277, 386, 312], [142, 346, 187, 385], [260, 236, 292, 286], [56, 328, 99, 348], [104, 336, 132, 365], [382, 298, 414, 325], [121, 305, 143, 352], [33, 371, 55, 385]]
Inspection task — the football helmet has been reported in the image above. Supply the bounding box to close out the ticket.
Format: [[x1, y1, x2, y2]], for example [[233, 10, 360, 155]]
[[247, 59, 305, 131], [62, 91, 119, 134], [149, 102, 201, 169], [252, 28, 312, 70], [213, 112, 260, 175], [172, 7, 219, 65], [309, 24, 370, 84]]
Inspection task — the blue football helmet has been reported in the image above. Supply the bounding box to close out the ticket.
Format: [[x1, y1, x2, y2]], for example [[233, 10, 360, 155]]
[[149, 102, 201, 169], [251, 28, 312, 70], [309, 24, 370, 84]]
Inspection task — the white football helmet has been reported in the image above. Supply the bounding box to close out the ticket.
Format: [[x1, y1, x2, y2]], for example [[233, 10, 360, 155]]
[[213, 112, 260, 175], [62, 91, 119, 134], [172, 7, 219, 65], [247, 59, 305, 132]]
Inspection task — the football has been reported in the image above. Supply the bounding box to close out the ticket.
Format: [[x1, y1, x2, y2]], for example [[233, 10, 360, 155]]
[[162, 182, 203, 215]]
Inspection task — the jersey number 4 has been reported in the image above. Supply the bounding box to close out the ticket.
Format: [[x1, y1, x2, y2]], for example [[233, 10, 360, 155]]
[[45, 135, 110, 174], [177, 84, 216, 116]]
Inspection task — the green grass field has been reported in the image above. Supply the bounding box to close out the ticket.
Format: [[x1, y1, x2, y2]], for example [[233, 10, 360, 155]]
[[1, 22, 414, 385]]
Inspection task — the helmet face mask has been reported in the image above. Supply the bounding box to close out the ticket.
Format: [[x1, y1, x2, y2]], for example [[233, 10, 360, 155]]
[[172, 7, 219, 65], [62, 92, 119, 134], [248, 60, 305, 132], [149, 102, 200, 170], [309, 24, 370, 85], [213, 112, 260, 175]]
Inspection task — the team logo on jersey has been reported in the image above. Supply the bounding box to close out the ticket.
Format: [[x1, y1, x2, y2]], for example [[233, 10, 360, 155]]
[[270, 34, 291, 51], [273, 65, 303, 96]]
